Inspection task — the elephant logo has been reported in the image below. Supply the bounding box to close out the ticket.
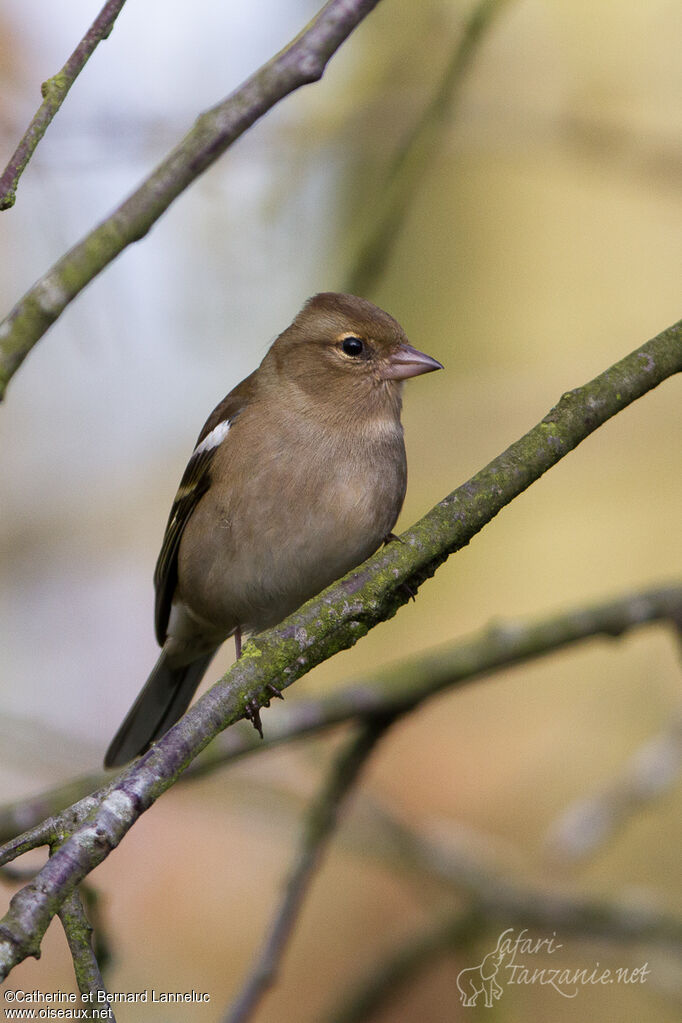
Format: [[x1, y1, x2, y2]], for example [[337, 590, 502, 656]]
[[456, 946, 506, 1007]]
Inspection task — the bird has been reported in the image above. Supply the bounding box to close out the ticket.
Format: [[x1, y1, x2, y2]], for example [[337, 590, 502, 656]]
[[104, 292, 442, 768]]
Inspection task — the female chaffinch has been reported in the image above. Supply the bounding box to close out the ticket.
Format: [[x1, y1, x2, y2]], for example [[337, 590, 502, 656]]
[[104, 293, 442, 767]]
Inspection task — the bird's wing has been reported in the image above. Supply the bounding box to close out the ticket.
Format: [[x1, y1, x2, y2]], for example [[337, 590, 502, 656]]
[[153, 371, 257, 645]]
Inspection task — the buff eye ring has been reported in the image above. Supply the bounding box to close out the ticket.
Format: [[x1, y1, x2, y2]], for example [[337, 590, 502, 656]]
[[341, 336, 364, 357]]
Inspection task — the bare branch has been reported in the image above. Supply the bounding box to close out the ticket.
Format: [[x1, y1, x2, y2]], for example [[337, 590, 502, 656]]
[[0, 322, 680, 979], [0, 0, 383, 399], [0, 785, 112, 866], [224, 718, 392, 1023], [345, 0, 511, 295], [0, 0, 128, 211], [328, 912, 486, 1023]]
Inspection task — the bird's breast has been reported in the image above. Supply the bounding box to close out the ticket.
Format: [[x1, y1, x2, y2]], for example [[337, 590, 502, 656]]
[[177, 411, 407, 634]]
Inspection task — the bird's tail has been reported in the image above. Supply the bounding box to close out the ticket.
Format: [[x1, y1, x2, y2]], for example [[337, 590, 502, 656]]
[[104, 647, 216, 769]]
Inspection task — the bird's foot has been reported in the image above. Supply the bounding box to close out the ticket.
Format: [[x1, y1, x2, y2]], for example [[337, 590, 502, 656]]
[[244, 699, 263, 739], [243, 684, 284, 738]]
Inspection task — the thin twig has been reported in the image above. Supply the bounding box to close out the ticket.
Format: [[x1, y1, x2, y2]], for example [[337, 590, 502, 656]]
[[0, 0, 128, 210], [0, 784, 113, 866], [328, 892, 681, 1023], [224, 717, 393, 1023], [360, 803, 682, 948], [546, 710, 682, 864], [328, 910, 485, 1023], [345, 0, 511, 295], [0, 819, 55, 866], [0, 322, 680, 979], [326, 801, 682, 1021], [0, 0, 383, 398], [80, 883, 113, 982], [58, 887, 115, 1021]]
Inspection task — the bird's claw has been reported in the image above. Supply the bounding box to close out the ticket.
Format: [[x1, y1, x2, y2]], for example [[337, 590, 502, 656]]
[[244, 699, 263, 739], [244, 684, 284, 738]]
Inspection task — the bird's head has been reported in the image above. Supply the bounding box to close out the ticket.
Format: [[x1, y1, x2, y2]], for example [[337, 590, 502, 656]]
[[262, 293, 442, 416]]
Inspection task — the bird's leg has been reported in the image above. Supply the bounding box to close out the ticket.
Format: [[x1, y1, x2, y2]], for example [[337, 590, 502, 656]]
[[234, 626, 242, 659]]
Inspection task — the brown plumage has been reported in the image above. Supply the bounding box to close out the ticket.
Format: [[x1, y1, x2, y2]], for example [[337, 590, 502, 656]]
[[104, 293, 442, 768]]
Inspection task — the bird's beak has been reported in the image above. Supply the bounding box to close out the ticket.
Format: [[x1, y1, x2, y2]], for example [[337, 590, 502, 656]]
[[382, 343, 443, 380]]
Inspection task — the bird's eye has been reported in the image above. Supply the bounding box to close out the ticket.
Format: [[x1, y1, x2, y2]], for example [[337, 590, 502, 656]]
[[341, 336, 364, 357]]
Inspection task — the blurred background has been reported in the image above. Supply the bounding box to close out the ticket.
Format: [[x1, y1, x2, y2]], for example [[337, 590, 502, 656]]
[[0, 0, 680, 1019]]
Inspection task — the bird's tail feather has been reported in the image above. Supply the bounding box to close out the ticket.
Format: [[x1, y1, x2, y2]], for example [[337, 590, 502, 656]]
[[104, 648, 216, 769]]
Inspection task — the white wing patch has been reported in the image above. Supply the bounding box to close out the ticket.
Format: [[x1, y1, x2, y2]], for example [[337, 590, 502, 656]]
[[194, 418, 231, 456]]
